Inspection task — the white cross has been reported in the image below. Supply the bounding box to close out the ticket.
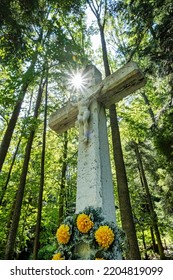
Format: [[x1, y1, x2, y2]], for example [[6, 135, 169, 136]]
[[49, 61, 145, 223]]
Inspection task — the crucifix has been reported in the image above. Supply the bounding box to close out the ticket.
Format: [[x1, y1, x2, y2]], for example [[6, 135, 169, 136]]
[[49, 61, 145, 226]]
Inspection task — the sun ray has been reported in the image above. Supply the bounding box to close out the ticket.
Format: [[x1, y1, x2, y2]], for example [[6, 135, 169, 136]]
[[71, 72, 84, 89], [68, 69, 88, 95]]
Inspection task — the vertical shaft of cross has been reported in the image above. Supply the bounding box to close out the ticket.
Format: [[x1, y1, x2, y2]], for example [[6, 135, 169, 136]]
[[49, 62, 146, 224], [76, 98, 116, 223]]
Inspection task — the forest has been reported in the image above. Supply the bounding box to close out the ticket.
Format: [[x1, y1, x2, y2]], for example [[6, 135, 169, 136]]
[[0, 0, 173, 260]]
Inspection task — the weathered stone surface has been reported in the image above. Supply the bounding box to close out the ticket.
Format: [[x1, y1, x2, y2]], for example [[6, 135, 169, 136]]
[[98, 61, 146, 107], [48, 101, 77, 134], [76, 99, 116, 223]]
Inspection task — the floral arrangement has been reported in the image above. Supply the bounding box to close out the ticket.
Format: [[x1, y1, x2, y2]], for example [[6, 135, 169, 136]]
[[52, 207, 126, 260]]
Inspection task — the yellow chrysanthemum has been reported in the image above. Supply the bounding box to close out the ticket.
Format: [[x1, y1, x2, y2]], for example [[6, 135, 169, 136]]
[[76, 213, 94, 233], [95, 258, 105, 260], [56, 224, 71, 244], [52, 252, 64, 260], [95, 225, 114, 249]]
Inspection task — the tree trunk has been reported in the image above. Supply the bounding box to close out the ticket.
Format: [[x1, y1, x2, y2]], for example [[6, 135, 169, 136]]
[[142, 230, 148, 259], [33, 76, 48, 260], [109, 105, 141, 259], [150, 226, 157, 252], [133, 141, 165, 259], [0, 57, 37, 172], [16, 201, 30, 259], [58, 131, 68, 227], [141, 91, 156, 126], [98, 17, 141, 260], [4, 76, 46, 259], [0, 138, 21, 206]]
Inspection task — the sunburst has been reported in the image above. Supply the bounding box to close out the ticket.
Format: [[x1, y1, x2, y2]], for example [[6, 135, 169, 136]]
[[68, 70, 87, 94]]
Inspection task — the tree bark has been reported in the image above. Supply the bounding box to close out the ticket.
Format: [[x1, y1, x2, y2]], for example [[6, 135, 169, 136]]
[[33, 76, 48, 260], [0, 138, 21, 206], [58, 131, 68, 227], [0, 56, 38, 172], [0, 85, 28, 172], [109, 105, 141, 259], [150, 226, 157, 252], [141, 91, 156, 126], [96, 10, 141, 259], [4, 76, 46, 259], [142, 230, 148, 259], [133, 141, 165, 259]]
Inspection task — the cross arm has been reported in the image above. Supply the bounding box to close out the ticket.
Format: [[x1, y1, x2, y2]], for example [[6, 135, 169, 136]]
[[49, 61, 146, 134], [48, 100, 78, 134], [98, 61, 146, 107]]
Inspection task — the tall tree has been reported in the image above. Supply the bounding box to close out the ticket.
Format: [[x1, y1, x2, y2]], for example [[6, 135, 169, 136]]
[[0, 37, 42, 172], [58, 131, 68, 227], [87, 0, 141, 259], [0, 0, 91, 259], [5, 74, 46, 259], [33, 73, 48, 260], [0, 0, 47, 172], [0, 138, 21, 206], [132, 141, 165, 259]]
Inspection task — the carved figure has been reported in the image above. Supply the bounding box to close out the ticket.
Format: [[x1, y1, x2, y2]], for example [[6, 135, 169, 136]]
[[77, 94, 90, 143]]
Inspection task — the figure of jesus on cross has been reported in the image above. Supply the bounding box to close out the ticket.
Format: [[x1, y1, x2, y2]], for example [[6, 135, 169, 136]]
[[49, 61, 145, 259]]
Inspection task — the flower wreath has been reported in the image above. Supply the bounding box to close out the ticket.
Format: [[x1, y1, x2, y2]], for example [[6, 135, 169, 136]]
[[52, 207, 126, 260]]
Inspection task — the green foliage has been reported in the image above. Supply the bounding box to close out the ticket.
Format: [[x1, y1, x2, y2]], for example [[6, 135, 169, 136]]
[[37, 243, 57, 260], [154, 108, 173, 161], [0, 0, 173, 260]]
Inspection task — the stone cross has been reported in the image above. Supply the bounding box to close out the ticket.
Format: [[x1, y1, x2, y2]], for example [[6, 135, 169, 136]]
[[49, 62, 145, 224]]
